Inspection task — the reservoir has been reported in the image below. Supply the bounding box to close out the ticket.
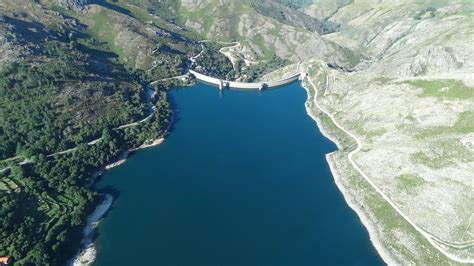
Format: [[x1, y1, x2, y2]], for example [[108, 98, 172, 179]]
[[93, 82, 383, 265]]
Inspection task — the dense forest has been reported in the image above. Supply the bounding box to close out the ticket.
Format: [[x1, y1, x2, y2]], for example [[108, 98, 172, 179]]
[[193, 42, 235, 80], [0, 3, 176, 264], [0, 41, 148, 160], [0, 90, 171, 264], [242, 55, 290, 82]]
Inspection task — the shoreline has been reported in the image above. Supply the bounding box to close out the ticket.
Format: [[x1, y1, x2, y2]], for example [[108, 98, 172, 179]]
[[68, 194, 113, 266], [301, 82, 397, 265], [71, 137, 165, 266], [104, 137, 165, 170], [105, 150, 129, 170], [130, 137, 165, 152], [325, 155, 396, 265], [73, 81, 396, 265]]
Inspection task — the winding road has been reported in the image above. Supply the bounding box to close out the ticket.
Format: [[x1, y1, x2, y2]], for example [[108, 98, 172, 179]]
[[194, 40, 248, 68], [0, 85, 158, 173], [2, 39, 472, 263], [305, 72, 474, 264], [1, 41, 239, 172], [217, 41, 240, 67]]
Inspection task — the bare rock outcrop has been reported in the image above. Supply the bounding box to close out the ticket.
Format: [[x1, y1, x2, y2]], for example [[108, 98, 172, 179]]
[[58, 0, 90, 10]]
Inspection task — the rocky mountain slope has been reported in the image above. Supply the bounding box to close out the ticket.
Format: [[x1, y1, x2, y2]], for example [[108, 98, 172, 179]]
[[302, 0, 473, 264], [178, 0, 353, 66]]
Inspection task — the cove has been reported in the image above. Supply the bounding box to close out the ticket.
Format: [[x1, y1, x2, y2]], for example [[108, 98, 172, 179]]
[[92, 82, 383, 266]]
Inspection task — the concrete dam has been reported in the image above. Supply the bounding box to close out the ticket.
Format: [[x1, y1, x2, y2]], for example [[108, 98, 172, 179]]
[[189, 70, 303, 91]]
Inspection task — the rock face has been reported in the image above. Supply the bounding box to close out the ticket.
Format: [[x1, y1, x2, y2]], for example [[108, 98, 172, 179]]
[[58, 0, 90, 10], [80, 5, 193, 72]]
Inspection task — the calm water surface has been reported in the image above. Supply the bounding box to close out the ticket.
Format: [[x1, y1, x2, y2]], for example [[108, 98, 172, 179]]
[[93, 82, 383, 266]]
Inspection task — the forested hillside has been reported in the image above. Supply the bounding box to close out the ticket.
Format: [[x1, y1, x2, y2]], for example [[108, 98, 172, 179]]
[[0, 0, 187, 264]]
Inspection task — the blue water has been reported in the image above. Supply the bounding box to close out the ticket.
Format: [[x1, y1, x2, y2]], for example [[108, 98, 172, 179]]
[[93, 82, 383, 266]]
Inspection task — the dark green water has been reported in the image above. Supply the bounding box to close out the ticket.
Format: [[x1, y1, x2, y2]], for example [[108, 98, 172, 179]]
[[93, 82, 383, 266]]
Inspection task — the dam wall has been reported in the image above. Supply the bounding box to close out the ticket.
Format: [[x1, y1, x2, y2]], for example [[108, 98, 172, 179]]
[[189, 70, 301, 90], [266, 72, 302, 87]]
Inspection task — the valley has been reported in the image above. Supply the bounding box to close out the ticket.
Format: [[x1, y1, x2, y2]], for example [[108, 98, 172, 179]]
[[0, 0, 472, 265]]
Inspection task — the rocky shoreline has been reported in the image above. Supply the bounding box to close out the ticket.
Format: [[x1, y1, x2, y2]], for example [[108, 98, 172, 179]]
[[130, 138, 165, 152], [301, 81, 397, 265], [72, 79, 400, 265], [68, 194, 113, 266], [70, 137, 165, 266]]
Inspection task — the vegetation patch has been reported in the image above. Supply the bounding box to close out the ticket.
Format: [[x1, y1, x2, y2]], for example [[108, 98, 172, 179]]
[[414, 111, 474, 139], [88, 10, 125, 61], [253, 35, 273, 58], [352, 121, 387, 142], [414, 7, 436, 20], [178, 2, 216, 37], [453, 111, 474, 134], [405, 79, 474, 99], [242, 55, 290, 82], [410, 138, 473, 169], [396, 174, 426, 192], [193, 42, 234, 80]]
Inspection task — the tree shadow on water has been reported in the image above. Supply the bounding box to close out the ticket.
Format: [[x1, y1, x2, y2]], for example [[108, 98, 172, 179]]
[[167, 93, 181, 135]]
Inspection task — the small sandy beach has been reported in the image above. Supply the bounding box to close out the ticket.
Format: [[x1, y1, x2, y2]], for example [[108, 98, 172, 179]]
[[69, 194, 113, 266], [130, 137, 165, 151], [105, 150, 129, 170]]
